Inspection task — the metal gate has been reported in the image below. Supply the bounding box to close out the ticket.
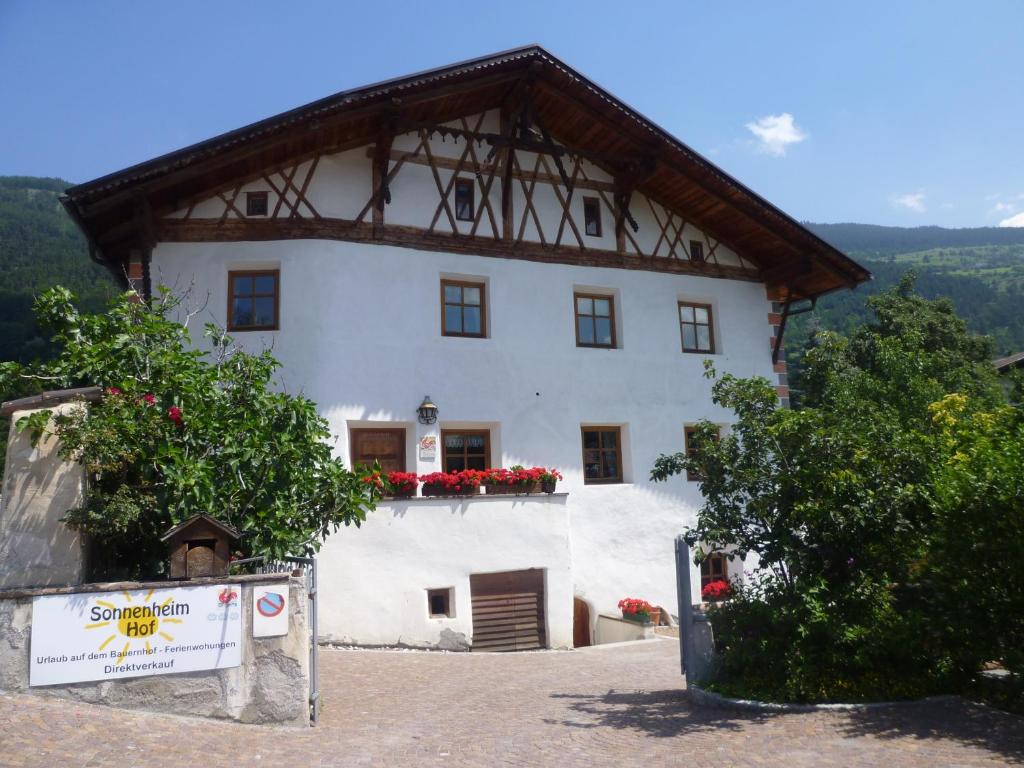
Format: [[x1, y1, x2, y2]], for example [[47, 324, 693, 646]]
[[230, 555, 320, 724]]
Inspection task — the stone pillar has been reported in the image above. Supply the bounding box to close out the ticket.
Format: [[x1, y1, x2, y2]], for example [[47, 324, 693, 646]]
[[0, 404, 87, 589]]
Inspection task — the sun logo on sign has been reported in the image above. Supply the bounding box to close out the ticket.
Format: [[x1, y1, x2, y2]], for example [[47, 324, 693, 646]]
[[84, 589, 184, 666]]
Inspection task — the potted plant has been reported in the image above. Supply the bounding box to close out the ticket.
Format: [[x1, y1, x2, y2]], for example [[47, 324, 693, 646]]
[[419, 470, 483, 497], [539, 468, 562, 493], [618, 597, 656, 624], [386, 471, 419, 499], [508, 465, 542, 494], [701, 579, 732, 602]]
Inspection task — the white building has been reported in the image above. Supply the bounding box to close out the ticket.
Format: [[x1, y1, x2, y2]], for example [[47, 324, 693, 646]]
[[62, 47, 869, 651]]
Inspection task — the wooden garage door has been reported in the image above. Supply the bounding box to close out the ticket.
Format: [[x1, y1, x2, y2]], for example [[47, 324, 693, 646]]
[[470, 569, 546, 652]]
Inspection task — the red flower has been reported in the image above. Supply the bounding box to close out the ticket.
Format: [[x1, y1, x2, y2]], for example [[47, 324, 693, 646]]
[[167, 406, 183, 425], [141, 393, 156, 405], [105, 387, 121, 396], [701, 580, 732, 601], [617, 597, 653, 615]]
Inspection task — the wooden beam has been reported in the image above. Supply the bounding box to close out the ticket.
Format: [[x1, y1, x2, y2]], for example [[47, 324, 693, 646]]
[[157, 217, 762, 283]]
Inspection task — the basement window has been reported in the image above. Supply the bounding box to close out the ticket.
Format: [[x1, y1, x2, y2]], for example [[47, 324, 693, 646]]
[[246, 191, 269, 217], [428, 588, 453, 618], [583, 197, 601, 237], [454, 178, 474, 221]]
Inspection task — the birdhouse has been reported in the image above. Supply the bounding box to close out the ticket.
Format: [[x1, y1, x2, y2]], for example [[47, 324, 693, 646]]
[[161, 514, 240, 579]]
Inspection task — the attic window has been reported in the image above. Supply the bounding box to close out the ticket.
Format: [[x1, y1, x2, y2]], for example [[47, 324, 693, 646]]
[[246, 191, 269, 217], [583, 197, 601, 237], [454, 178, 474, 222], [689, 240, 704, 263], [428, 588, 453, 618]]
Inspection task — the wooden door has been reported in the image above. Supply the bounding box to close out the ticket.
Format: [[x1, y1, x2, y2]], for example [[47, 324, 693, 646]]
[[573, 598, 591, 648], [470, 569, 546, 652], [350, 428, 406, 472]]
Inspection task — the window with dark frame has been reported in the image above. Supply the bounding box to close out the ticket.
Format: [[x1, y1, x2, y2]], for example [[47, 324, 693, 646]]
[[441, 279, 486, 337], [583, 197, 602, 237], [689, 240, 704, 263], [454, 178, 475, 221], [350, 428, 407, 473], [441, 430, 490, 472], [581, 426, 623, 484], [679, 301, 714, 353], [684, 425, 720, 481], [428, 588, 452, 618], [700, 553, 728, 588], [228, 270, 279, 331], [574, 293, 616, 348], [246, 191, 269, 216]]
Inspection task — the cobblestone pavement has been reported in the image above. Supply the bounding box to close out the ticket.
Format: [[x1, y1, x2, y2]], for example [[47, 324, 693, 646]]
[[1, 637, 1022, 767]]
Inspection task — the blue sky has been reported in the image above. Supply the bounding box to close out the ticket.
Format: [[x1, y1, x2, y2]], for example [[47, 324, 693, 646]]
[[2, 1, 1022, 228]]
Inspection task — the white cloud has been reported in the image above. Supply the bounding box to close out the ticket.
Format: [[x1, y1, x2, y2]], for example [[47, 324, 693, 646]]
[[992, 201, 1016, 214], [893, 192, 927, 213], [745, 113, 807, 156], [999, 212, 1024, 227]]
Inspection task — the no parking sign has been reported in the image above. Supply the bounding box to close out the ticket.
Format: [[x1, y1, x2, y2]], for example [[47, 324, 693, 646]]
[[252, 585, 289, 637]]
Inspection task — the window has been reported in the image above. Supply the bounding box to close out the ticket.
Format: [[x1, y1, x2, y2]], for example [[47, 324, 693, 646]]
[[581, 427, 622, 484], [454, 178, 474, 221], [689, 240, 704, 263], [246, 191, 269, 216], [441, 280, 486, 337], [428, 588, 453, 618], [583, 197, 602, 237], [442, 430, 490, 472], [679, 301, 714, 353], [228, 270, 279, 331], [701, 553, 728, 588], [350, 428, 406, 472], [574, 293, 616, 348], [684, 425, 719, 481]]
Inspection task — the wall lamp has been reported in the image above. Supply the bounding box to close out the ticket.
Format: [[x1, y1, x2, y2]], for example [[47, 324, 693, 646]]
[[417, 395, 439, 425]]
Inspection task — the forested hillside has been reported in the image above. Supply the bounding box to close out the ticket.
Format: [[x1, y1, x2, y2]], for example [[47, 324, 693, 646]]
[[0, 176, 116, 364]]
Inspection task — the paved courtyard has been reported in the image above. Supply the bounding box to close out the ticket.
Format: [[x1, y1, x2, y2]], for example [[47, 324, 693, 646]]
[[0, 636, 1022, 767]]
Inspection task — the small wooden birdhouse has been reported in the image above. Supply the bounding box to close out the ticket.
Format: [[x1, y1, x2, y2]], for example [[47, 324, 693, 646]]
[[161, 514, 240, 579]]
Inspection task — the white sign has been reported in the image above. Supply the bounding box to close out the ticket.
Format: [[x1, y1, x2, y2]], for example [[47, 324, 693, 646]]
[[419, 435, 437, 460], [252, 585, 289, 637], [30, 583, 242, 686]]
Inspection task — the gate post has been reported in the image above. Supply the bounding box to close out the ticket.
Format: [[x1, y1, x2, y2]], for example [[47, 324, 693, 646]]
[[674, 535, 696, 678]]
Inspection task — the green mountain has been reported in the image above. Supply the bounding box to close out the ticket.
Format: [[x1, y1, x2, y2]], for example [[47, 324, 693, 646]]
[[0, 176, 117, 364], [798, 223, 1024, 356]]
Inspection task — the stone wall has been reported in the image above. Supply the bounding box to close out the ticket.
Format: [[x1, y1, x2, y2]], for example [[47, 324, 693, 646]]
[[0, 404, 88, 589], [0, 573, 310, 727]]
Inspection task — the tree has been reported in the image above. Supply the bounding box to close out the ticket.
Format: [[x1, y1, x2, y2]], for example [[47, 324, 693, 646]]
[[1, 287, 379, 580], [651, 280, 1017, 702]]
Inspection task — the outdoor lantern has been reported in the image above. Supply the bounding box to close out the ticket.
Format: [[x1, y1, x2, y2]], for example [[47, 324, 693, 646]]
[[417, 395, 439, 425]]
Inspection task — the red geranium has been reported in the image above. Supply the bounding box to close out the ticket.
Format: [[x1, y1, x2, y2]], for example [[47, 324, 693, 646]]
[[386, 471, 419, 495], [141, 393, 156, 405], [701, 579, 732, 601], [167, 406, 183, 426], [105, 387, 121, 396], [617, 597, 653, 616]]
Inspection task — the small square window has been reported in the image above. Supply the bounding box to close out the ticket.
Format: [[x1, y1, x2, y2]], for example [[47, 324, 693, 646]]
[[246, 191, 269, 217], [581, 426, 623, 484], [701, 553, 728, 588], [454, 178, 474, 222], [679, 301, 715, 354], [441, 430, 490, 472], [441, 279, 486, 338], [684, 425, 721, 481], [574, 292, 616, 348], [228, 270, 279, 331], [428, 588, 453, 618], [689, 240, 704, 263], [583, 197, 602, 237]]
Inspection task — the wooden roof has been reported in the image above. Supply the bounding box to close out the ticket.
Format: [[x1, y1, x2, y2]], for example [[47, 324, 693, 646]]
[[62, 45, 869, 300], [160, 514, 241, 542]]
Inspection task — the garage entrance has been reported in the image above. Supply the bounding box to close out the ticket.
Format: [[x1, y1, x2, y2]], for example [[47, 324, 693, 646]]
[[469, 569, 546, 652]]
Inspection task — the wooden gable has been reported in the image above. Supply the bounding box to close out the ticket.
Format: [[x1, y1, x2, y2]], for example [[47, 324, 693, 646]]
[[62, 46, 869, 302]]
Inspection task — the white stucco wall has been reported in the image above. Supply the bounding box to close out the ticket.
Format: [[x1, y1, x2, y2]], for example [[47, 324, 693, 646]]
[[316, 494, 573, 649], [152, 237, 771, 645]]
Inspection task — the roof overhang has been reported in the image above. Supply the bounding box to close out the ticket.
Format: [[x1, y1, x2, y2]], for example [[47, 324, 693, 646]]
[[62, 45, 870, 300]]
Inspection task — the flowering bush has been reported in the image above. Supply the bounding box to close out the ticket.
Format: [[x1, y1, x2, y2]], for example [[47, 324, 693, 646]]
[[701, 579, 732, 601], [617, 597, 653, 616], [387, 471, 419, 495], [419, 469, 485, 493], [4, 287, 377, 580]]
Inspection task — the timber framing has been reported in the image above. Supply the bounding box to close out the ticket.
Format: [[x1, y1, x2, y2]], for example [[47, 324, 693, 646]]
[[62, 45, 870, 300]]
